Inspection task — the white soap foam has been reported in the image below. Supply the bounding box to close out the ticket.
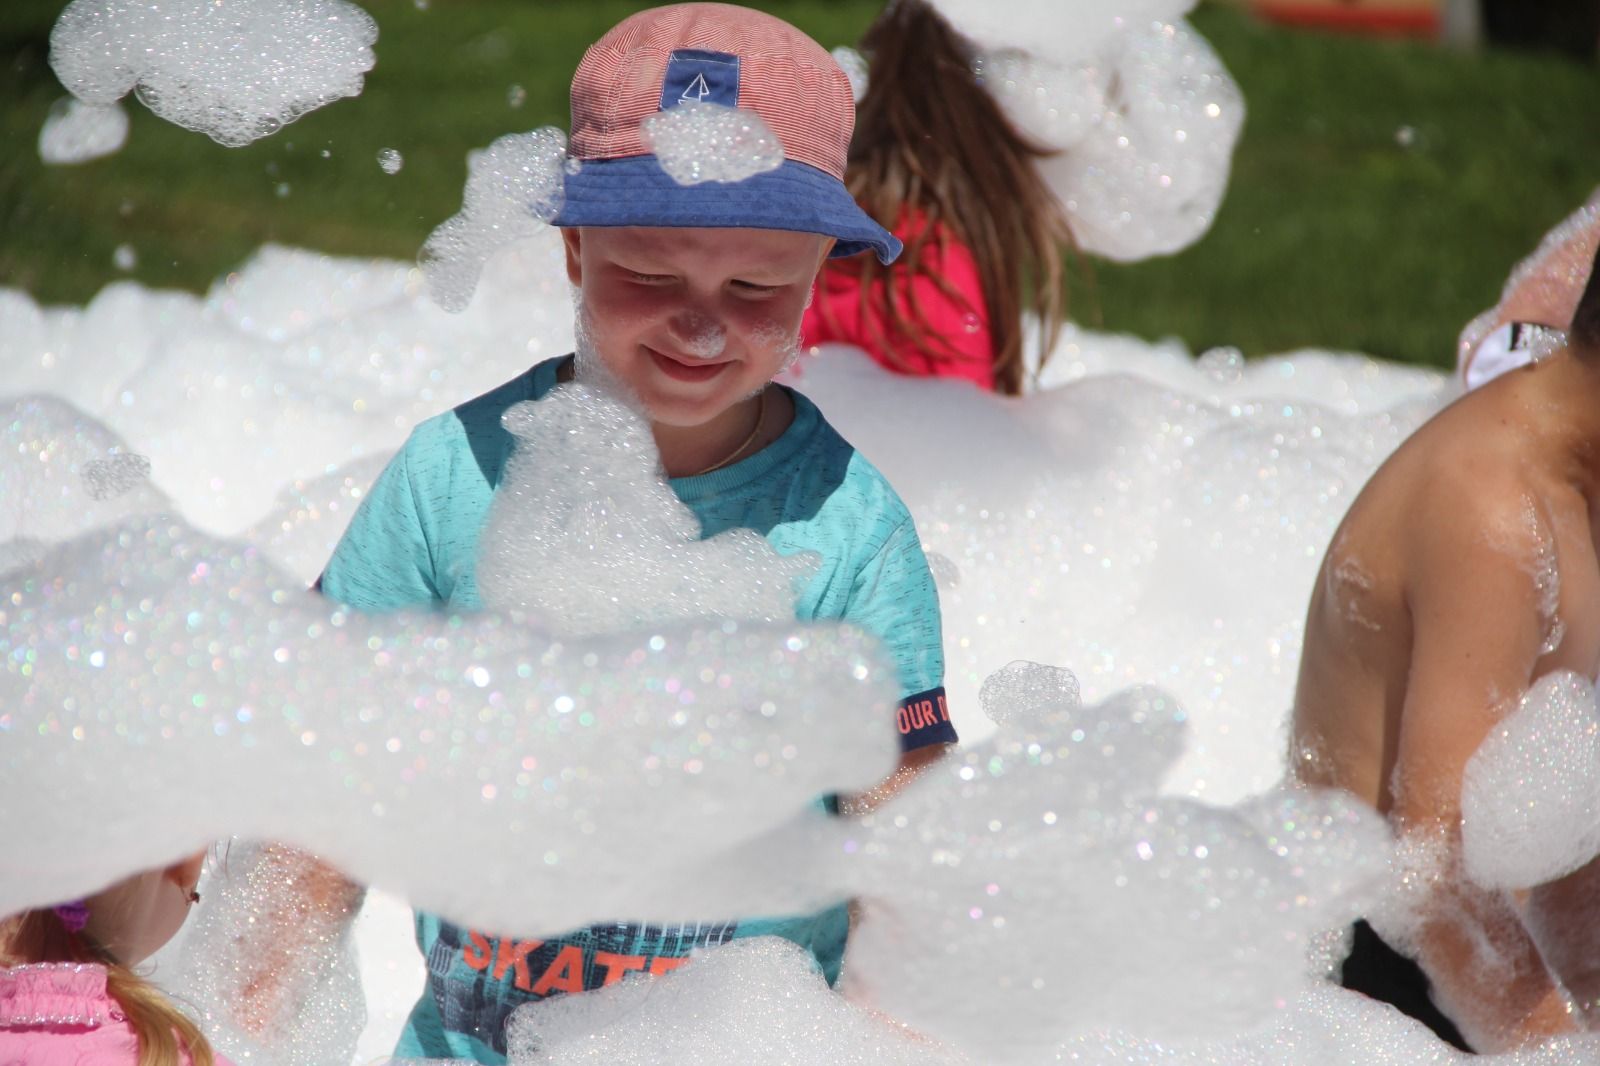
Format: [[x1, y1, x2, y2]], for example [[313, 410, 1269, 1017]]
[[1, 233, 573, 535], [13, 246, 1569, 1062], [639, 101, 786, 187], [477, 385, 816, 636], [1462, 671, 1600, 891], [505, 937, 962, 1066], [785, 347, 1446, 804], [0, 508, 902, 929], [49, 0, 377, 147], [37, 96, 128, 164], [835, 662, 1388, 1059], [378, 147, 404, 175], [1039, 19, 1245, 261], [420, 129, 568, 313]]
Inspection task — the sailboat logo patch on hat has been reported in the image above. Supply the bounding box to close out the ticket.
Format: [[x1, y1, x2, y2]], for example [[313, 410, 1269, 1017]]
[[660, 49, 740, 110]]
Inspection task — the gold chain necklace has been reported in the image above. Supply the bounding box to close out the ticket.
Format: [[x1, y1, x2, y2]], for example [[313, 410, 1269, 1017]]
[[687, 388, 768, 477]]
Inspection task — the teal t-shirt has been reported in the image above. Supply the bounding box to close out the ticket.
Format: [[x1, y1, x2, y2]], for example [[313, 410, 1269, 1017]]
[[318, 357, 954, 1062]]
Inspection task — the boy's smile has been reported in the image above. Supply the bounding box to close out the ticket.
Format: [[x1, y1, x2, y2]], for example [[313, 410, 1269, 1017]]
[[562, 225, 832, 459]]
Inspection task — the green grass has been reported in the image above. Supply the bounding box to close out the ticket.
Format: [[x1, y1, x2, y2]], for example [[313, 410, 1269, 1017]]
[[2, 1, 1598, 369]]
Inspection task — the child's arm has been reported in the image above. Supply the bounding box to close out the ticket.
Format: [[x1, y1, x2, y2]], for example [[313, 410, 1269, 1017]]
[[229, 846, 366, 1038], [838, 743, 948, 815], [224, 438, 440, 1036], [1389, 501, 1578, 1050]]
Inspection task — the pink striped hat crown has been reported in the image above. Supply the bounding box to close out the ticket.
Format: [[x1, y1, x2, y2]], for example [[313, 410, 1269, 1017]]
[[552, 3, 901, 263], [569, 3, 855, 179]]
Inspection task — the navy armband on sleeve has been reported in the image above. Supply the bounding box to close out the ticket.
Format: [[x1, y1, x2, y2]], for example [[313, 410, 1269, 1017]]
[[896, 687, 958, 752]]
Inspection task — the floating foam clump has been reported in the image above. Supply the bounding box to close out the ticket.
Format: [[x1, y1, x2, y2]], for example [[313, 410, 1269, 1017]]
[[478, 384, 816, 636], [925, 1, 1243, 260], [1048, 19, 1244, 261], [37, 97, 127, 164], [1461, 671, 1600, 891], [639, 101, 786, 186], [421, 129, 569, 313], [0, 511, 901, 930], [49, 0, 377, 147]]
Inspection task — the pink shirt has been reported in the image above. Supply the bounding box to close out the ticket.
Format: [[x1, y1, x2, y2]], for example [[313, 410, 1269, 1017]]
[[0, 963, 235, 1066], [800, 212, 995, 390]]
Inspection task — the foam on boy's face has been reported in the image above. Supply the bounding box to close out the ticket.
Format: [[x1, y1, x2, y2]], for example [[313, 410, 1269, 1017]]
[[561, 225, 830, 428]]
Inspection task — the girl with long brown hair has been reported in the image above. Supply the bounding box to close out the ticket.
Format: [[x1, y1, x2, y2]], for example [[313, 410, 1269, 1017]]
[[800, 0, 1075, 395], [0, 852, 233, 1066]]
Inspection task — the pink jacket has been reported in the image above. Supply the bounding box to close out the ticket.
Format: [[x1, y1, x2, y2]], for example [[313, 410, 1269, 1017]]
[[0, 963, 235, 1065]]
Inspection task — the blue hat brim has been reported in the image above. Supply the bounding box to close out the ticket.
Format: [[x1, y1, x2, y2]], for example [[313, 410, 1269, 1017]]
[[551, 156, 902, 265]]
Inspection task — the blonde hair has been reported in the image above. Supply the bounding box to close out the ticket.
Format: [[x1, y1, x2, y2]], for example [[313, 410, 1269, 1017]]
[[1, 909, 216, 1066]]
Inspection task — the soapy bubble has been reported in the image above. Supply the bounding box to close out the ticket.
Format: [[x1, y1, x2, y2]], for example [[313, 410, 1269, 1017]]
[[478, 385, 818, 636], [505, 937, 963, 1066], [37, 96, 128, 164], [377, 147, 403, 174], [640, 101, 786, 186], [420, 128, 568, 313], [49, 0, 377, 147], [1462, 672, 1600, 891]]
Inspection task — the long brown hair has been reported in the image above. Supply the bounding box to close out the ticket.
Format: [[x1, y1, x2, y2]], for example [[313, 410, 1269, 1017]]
[[834, 0, 1075, 394], [1, 909, 216, 1066]]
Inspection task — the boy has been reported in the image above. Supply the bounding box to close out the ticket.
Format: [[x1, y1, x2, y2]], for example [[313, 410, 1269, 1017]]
[[1291, 243, 1600, 1051], [310, 5, 957, 1061]]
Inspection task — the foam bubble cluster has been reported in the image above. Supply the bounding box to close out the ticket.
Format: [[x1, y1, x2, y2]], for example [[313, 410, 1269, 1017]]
[[49, 0, 377, 147], [421, 128, 569, 313], [478, 385, 817, 636], [0, 234, 573, 537], [37, 97, 128, 164], [0, 511, 900, 929], [377, 147, 403, 174], [837, 662, 1388, 1059], [8, 236, 1553, 1064], [933, 1, 1243, 260], [790, 342, 1444, 803], [640, 101, 786, 186], [505, 938, 957, 1066], [1461, 672, 1600, 891]]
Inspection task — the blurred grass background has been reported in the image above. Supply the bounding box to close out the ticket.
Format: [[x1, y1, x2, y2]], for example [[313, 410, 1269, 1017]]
[[2, 0, 1598, 369]]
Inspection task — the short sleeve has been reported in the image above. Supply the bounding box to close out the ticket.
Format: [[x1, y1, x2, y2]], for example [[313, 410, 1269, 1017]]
[[317, 441, 441, 612], [844, 518, 957, 752]]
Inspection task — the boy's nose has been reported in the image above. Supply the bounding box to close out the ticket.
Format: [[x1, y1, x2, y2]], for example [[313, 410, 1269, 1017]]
[[669, 309, 728, 361]]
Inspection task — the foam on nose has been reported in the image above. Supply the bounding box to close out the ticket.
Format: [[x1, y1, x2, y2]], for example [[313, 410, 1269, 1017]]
[[675, 312, 728, 360]]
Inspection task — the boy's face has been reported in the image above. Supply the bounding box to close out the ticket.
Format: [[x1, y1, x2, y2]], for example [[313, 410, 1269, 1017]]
[[562, 225, 831, 427]]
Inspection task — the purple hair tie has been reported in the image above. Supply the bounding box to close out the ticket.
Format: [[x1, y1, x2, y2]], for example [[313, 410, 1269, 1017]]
[[52, 901, 90, 933]]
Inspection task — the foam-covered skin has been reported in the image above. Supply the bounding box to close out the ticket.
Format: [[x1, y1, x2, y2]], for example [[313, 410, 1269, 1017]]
[[48, 0, 376, 146]]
